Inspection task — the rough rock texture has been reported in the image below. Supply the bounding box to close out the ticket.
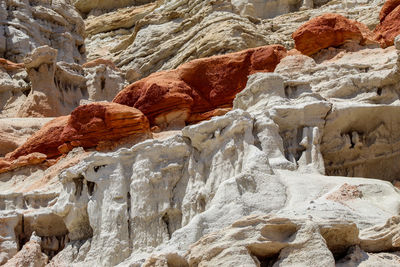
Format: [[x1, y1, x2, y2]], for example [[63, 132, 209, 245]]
[[0, 58, 29, 118], [113, 45, 287, 128], [4, 46, 127, 118], [2, 233, 48, 267], [0, 0, 85, 64], [6, 102, 150, 162], [375, 0, 400, 47], [292, 13, 376, 56], [83, 59, 127, 102], [0, 119, 52, 157], [73, 0, 155, 15], [84, 0, 384, 79], [3, 1, 400, 266]]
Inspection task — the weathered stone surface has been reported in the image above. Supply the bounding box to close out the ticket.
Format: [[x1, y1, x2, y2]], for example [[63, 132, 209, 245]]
[[292, 13, 374, 56], [0, 59, 29, 118], [379, 0, 400, 21], [375, 1, 400, 47], [6, 102, 150, 161], [2, 234, 48, 267], [84, 0, 383, 79], [1, 0, 85, 64], [74, 0, 155, 14], [83, 59, 127, 102], [113, 45, 287, 128]]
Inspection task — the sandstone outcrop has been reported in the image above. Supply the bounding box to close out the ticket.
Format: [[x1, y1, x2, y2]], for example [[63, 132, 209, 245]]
[[292, 13, 375, 56], [73, 0, 155, 15], [6, 102, 150, 162], [3, 0, 400, 266], [7, 46, 127, 118], [0, 0, 85, 64], [113, 45, 287, 128], [0, 118, 53, 157], [2, 234, 48, 267], [83, 0, 383, 79], [0, 59, 29, 118], [375, 0, 400, 47]]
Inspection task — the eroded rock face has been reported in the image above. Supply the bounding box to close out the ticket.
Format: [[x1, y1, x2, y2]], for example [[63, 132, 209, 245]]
[[375, 0, 400, 47], [113, 45, 287, 129], [2, 234, 48, 267], [0, 118, 53, 157], [73, 0, 155, 15], [292, 13, 374, 56], [6, 102, 150, 161], [0, 0, 85, 64], [0, 58, 29, 118]]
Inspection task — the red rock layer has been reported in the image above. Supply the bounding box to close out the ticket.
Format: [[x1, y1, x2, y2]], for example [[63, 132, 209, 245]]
[[375, 0, 400, 47], [292, 14, 375, 56], [5, 102, 150, 161], [113, 45, 287, 127], [379, 0, 400, 22], [0, 58, 24, 71]]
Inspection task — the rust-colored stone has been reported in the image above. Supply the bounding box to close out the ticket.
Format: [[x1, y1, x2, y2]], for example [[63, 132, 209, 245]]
[[379, 0, 400, 22], [375, 2, 400, 47], [292, 14, 371, 56], [6, 103, 150, 162], [113, 45, 287, 128], [0, 58, 24, 72]]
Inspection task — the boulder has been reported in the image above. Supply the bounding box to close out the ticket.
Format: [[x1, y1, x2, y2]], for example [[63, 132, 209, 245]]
[[292, 13, 374, 56]]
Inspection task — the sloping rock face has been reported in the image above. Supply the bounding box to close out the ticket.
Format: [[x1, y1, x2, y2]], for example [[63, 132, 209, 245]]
[[6, 102, 150, 161], [375, 0, 400, 47], [113, 45, 287, 128], [84, 0, 383, 80], [0, 0, 85, 64], [73, 0, 155, 15], [0, 118, 53, 157]]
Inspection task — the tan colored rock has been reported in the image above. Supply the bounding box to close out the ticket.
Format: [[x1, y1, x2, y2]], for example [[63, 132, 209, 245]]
[[74, 0, 155, 14], [2, 234, 48, 267]]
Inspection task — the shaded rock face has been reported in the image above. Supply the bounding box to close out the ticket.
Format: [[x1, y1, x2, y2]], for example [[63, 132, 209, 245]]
[[6, 102, 150, 161], [3, 46, 126, 118], [85, 0, 382, 80], [375, 0, 400, 47], [0, 59, 29, 118], [113, 45, 287, 129], [0, 0, 85, 64], [73, 0, 155, 15]]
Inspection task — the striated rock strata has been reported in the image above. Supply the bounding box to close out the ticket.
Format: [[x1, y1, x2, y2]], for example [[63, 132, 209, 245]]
[[113, 45, 287, 129]]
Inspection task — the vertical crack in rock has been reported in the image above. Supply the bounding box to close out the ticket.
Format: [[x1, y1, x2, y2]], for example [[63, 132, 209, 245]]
[[127, 191, 132, 248]]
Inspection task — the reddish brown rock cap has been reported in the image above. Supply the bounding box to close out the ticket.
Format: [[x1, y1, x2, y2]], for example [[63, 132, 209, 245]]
[[113, 45, 287, 128], [292, 13, 370, 56], [6, 102, 150, 161], [375, 1, 400, 47]]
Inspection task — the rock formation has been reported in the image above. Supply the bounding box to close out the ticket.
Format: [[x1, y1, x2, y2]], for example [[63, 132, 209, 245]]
[[2, 0, 400, 266], [6, 102, 150, 162], [113, 45, 287, 128], [0, 0, 85, 64], [292, 13, 376, 56], [375, 0, 400, 47]]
